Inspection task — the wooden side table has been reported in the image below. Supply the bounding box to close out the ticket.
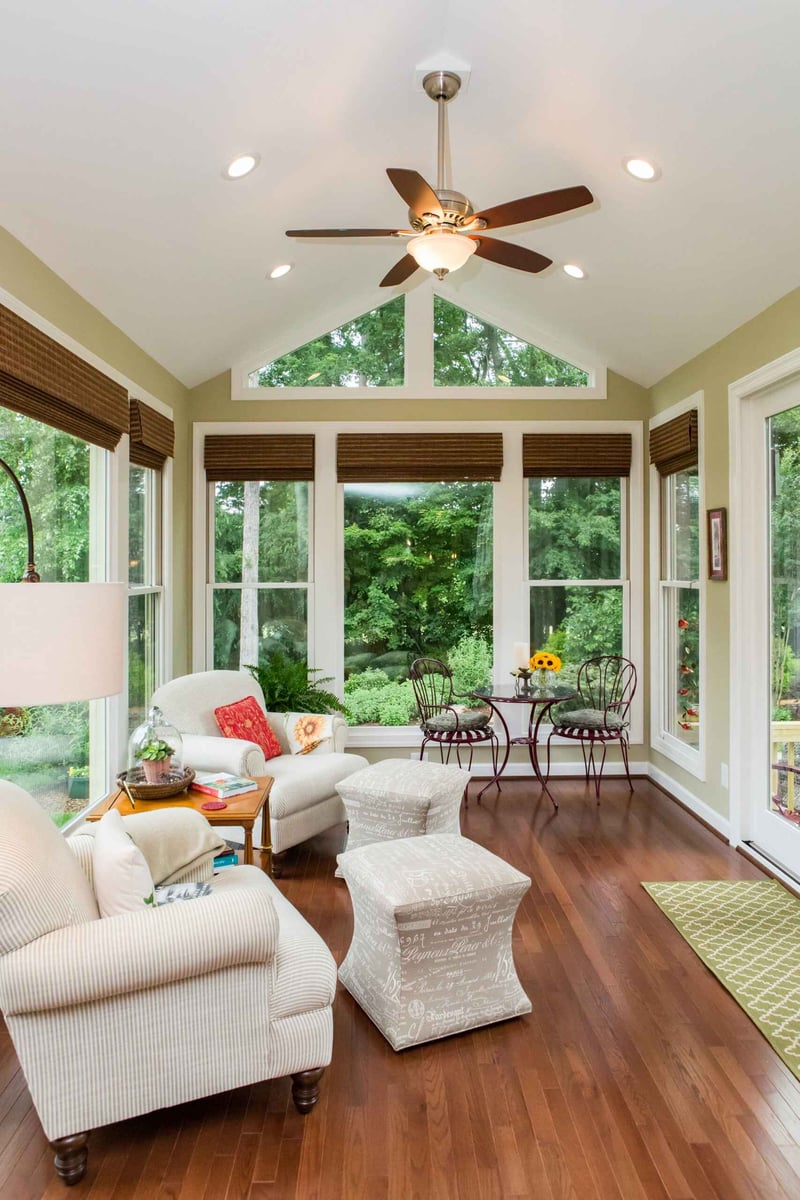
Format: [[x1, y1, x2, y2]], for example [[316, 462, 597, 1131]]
[[86, 776, 273, 871]]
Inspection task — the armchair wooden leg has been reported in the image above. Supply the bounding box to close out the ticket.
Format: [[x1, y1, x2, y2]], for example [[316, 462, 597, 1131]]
[[291, 1067, 325, 1114], [50, 1132, 88, 1185], [270, 851, 287, 878]]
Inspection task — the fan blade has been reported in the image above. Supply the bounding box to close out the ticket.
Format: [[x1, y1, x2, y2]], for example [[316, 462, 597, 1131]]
[[386, 168, 443, 220], [379, 254, 419, 288], [286, 228, 412, 238], [472, 186, 593, 230], [470, 237, 552, 274]]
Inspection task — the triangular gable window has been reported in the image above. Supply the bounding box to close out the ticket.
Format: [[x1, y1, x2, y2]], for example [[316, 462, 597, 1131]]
[[433, 296, 588, 387], [249, 297, 404, 388]]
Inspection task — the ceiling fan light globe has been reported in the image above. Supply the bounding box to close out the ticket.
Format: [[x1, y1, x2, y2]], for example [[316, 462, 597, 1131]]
[[407, 231, 477, 275]]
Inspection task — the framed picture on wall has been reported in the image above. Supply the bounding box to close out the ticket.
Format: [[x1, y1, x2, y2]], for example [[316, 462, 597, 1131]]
[[707, 507, 727, 580]]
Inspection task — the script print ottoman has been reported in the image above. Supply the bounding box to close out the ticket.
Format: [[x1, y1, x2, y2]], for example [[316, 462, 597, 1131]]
[[337, 833, 531, 1050], [335, 759, 468, 856]]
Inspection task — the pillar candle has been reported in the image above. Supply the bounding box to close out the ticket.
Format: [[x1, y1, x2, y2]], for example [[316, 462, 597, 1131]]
[[512, 642, 530, 669]]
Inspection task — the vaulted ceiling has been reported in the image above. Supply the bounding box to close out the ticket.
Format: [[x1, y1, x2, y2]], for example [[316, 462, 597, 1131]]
[[1, 0, 799, 389]]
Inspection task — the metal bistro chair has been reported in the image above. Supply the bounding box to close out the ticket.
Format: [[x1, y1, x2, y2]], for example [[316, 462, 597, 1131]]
[[547, 655, 637, 800], [410, 658, 500, 779]]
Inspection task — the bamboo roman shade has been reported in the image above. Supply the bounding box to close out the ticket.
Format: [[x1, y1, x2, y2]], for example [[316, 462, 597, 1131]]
[[522, 433, 632, 478], [0, 303, 128, 450], [204, 434, 315, 481], [129, 399, 174, 469], [649, 410, 698, 475], [336, 433, 503, 482]]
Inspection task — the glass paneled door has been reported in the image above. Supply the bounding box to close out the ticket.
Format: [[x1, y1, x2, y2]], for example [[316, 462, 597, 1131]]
[[741, 382, 800, 877]]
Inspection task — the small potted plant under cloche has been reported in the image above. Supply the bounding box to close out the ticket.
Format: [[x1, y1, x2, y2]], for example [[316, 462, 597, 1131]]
[[136, 737, 175, 784]]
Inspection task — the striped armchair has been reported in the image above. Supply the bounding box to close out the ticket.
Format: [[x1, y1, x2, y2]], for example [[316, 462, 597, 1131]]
[[0, 781, 335, 1186]]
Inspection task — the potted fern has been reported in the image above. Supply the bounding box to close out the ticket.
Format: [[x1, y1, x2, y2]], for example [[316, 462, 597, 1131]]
[[247, 652, 348, 716]]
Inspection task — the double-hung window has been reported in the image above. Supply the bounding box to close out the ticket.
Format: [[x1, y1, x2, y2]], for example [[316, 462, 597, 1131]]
[[127, 400, 174, 733], [524, 434, 631, 688], [651, 408, 702, 769], [205, 435, 313, 669]]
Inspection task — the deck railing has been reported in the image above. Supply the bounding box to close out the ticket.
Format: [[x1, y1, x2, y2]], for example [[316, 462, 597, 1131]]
[[771, 721, 800, 811]]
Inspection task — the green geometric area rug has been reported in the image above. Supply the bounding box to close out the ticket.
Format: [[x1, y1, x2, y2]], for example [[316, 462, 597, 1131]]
[[643, 879, 800, 1079]]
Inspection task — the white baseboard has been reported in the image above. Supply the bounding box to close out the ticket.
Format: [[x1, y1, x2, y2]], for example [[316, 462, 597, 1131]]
[[647, 762, 731, 840]]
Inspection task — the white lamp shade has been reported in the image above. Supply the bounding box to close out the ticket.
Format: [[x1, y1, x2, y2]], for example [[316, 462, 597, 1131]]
[[407, 230, 477, 274], [0, 583, 125, 706]]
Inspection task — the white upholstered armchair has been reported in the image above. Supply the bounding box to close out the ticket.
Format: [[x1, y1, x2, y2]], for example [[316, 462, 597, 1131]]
[[0, 782, 336, 1186], [152, 670, 368, 870]]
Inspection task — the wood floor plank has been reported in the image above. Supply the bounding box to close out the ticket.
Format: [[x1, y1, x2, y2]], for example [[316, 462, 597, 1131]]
[[6, 779, 800, 1198]]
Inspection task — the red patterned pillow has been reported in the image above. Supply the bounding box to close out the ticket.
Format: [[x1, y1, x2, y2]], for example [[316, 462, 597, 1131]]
[[214, 695, 283, 762]]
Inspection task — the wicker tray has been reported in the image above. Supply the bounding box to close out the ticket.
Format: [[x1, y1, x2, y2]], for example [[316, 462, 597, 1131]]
[[116, 767, 196, 801]]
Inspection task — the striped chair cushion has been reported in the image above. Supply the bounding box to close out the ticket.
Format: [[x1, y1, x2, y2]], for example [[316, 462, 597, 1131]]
[[423, 710, 490, 734], [555, 708, 626, 731]]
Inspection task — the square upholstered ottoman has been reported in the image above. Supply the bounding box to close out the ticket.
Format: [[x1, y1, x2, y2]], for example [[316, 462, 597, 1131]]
[[337, 833, 531, 1050], [335, 758, 468, 856]]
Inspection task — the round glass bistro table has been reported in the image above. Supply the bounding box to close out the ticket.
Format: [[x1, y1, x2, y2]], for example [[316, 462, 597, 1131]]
[[471, 683, 578, 809]]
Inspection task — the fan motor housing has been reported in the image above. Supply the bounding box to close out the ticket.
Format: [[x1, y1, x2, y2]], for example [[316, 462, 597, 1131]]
[[409, 188, 485, 231]]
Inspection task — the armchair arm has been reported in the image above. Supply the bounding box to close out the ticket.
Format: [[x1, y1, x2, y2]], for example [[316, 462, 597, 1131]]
[[0, 870, 279, 1016], [181, 732, 267, 777]]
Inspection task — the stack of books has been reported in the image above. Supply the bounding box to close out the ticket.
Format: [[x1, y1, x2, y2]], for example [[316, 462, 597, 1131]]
[[213, 847, 239, 869], [192, 771, 258, 799]]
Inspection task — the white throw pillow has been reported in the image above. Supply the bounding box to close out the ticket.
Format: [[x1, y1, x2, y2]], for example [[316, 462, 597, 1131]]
[[93, 809, 156, 917], [284, 712, 334, 755]]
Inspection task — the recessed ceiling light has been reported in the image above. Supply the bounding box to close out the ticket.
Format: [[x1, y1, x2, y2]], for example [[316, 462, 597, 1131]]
[[269, 263, 292, 279], [224, 153, 259, 180], [624, 157, 659, 181], [496, 373, 511, 384], [563, 264, 585, 279], [307, 371, 321, 381]]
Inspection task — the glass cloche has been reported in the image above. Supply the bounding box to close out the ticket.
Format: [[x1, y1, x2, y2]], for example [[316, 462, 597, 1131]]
[[127, 705, 184, 785]]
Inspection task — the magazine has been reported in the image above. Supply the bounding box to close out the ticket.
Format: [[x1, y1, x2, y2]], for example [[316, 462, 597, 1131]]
[[192, 771, 258, 799]]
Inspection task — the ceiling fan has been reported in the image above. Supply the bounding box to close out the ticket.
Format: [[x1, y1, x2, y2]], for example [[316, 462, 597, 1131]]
[[286, 71, 594, 288]]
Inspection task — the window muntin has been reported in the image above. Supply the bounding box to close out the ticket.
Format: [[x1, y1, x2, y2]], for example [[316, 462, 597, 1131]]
[[434, 297, 589, 388], [527, 477, 625, 686], [659, 467, 700, 748], [249, 297, 404, 388], [0, 409, 94, 823], [343, 481, 493, 726], [210, 481, 311, 670], [128, 465, 163, 734]]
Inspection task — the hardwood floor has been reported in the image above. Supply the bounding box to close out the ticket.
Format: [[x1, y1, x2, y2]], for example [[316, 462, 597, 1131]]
[[4, 777, 800, 1199]]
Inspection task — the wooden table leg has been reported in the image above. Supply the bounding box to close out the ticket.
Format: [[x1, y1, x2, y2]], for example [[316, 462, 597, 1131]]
[[243, 825, 253, 865]]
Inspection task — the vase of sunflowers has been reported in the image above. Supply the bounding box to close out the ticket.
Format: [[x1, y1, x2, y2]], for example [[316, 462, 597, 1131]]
[[530, 650, 562, 695]]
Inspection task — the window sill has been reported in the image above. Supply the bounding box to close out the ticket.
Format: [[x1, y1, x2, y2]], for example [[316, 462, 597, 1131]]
[[650, 732, 705, 780]]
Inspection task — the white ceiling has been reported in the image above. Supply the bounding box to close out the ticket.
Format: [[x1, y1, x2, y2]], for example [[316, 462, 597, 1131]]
[[1, 0, 800, 389]]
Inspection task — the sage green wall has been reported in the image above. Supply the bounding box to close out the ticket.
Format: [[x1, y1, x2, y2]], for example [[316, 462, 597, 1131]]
[[649, 284, 800, 820], [189, 367, 648, 423], [0, 225, 192, 674]]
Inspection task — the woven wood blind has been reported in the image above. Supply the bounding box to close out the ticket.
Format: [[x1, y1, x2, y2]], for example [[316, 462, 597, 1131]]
[[649, 410, 698, 475], [129, 399, 175, 469], [204, 434, 315, 481], [522, 433, 632, 478], [0, 303, 128, 450], [336, 433, 503, 482]]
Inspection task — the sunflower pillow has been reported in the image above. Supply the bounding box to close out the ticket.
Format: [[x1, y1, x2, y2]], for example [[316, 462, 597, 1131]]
[[284, 712, 334, 756]]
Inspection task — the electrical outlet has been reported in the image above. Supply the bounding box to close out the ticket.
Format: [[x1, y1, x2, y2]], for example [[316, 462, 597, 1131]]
[[721, 762, 729, 789]]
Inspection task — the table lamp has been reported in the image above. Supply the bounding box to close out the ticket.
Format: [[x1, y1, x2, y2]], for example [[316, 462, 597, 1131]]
[[0, 455, 124, 707]]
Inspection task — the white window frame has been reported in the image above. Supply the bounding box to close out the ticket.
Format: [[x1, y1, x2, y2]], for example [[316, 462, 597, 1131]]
[[194, 420, 644, 750], [649, 393, 706, 779], [230, 287, 608, 403], [127, 458, 168, 734], [205, 478, 315, 670]]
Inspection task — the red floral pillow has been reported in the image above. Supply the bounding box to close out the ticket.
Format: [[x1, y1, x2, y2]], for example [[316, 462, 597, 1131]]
[[214, 696, 283, 762]]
